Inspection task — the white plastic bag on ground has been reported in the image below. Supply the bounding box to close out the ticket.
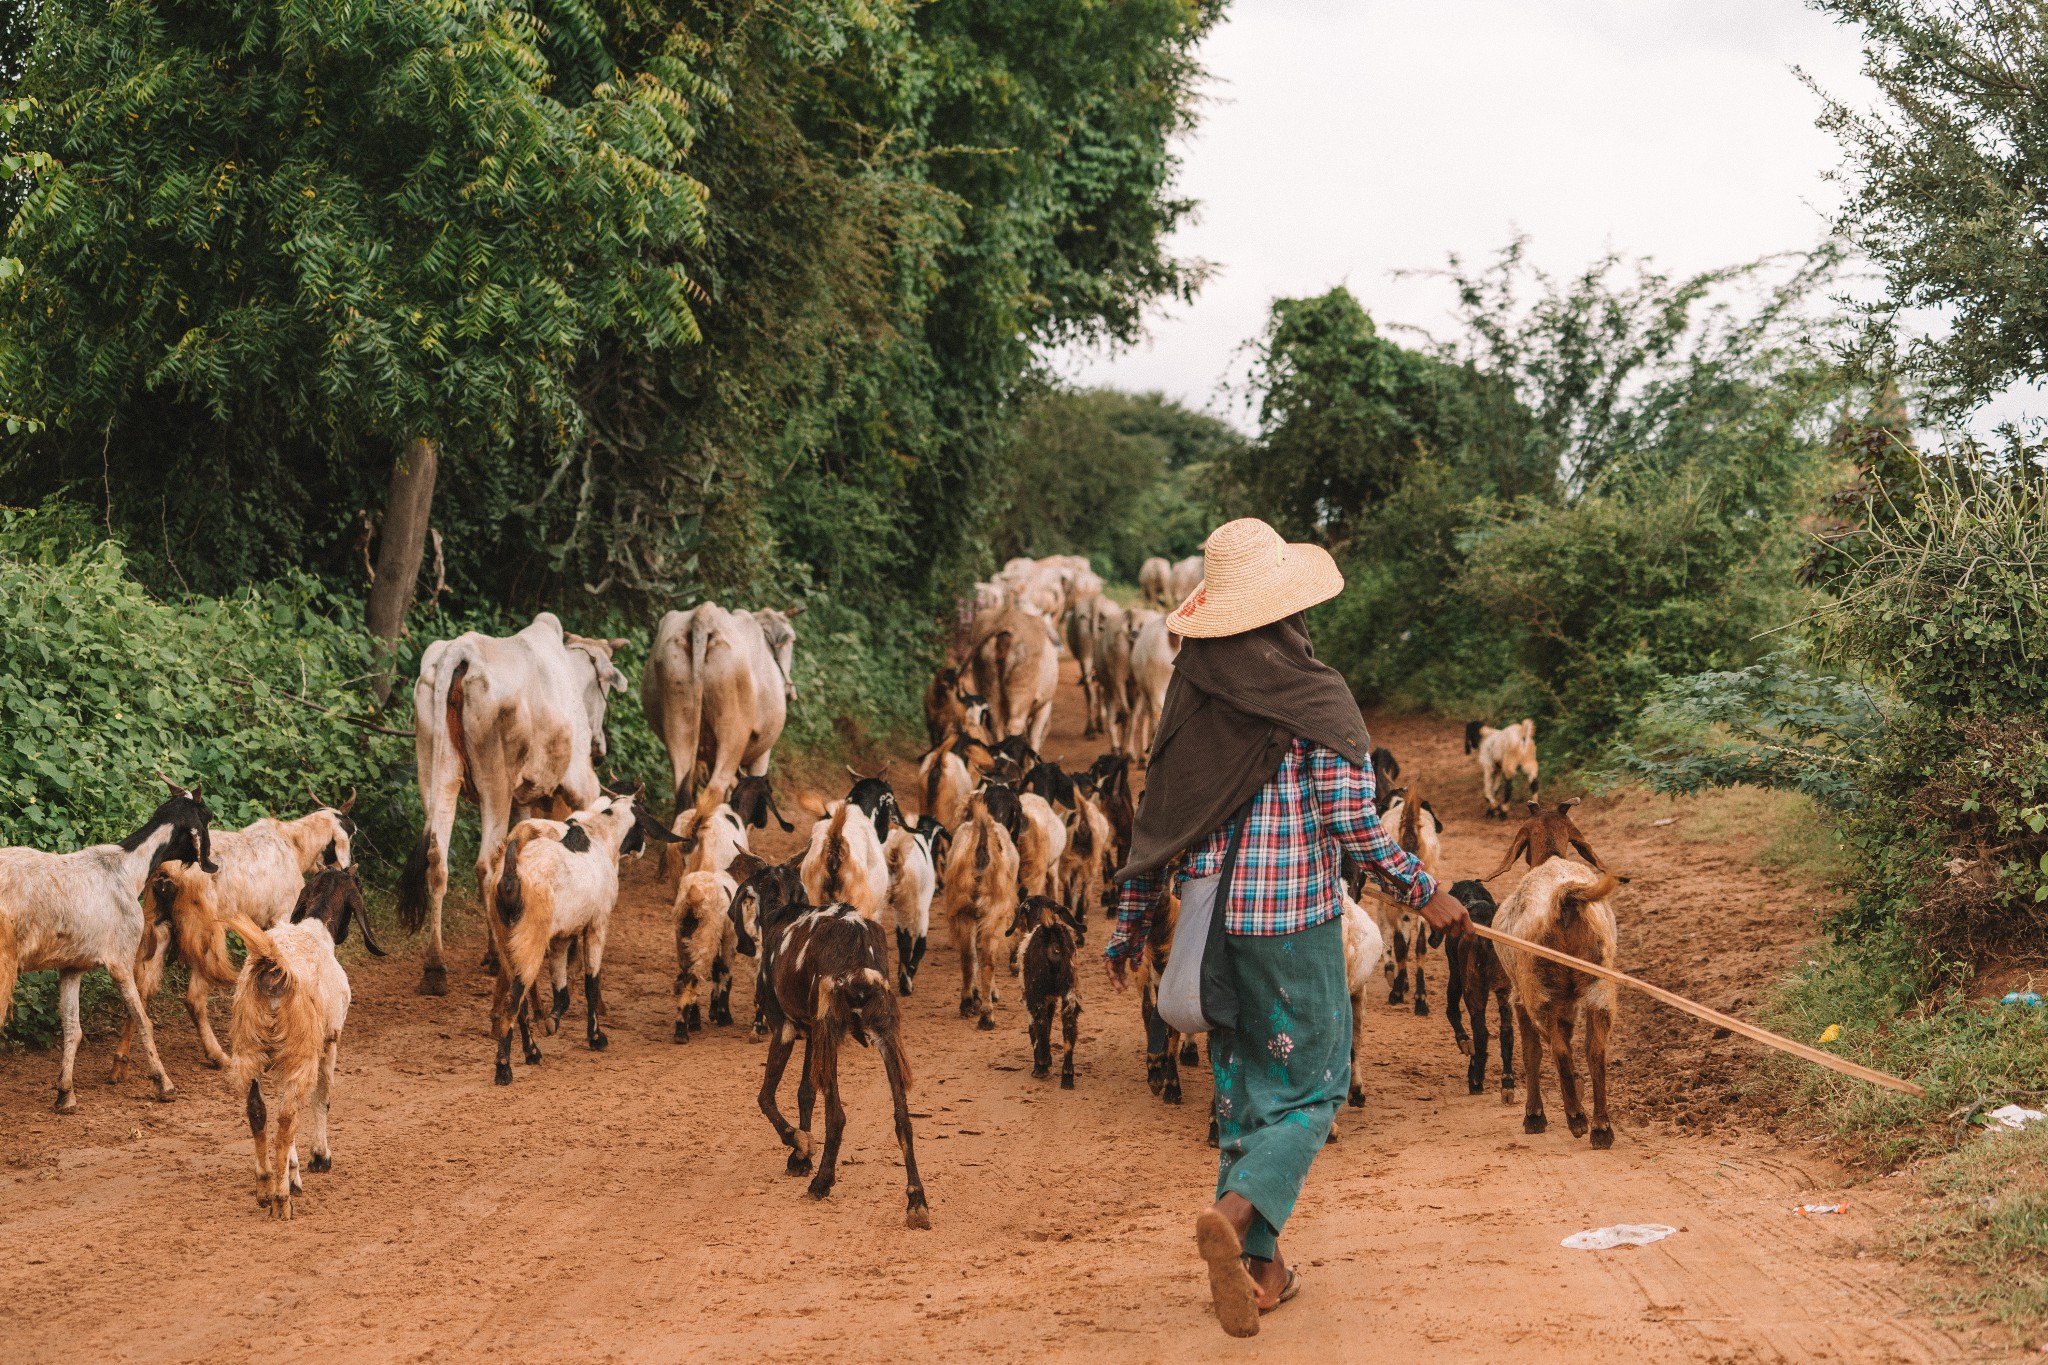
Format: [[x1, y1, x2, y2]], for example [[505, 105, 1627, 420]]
[[1561, 1223, 1678, 1250], [1985, 1104, 2047, 1131]]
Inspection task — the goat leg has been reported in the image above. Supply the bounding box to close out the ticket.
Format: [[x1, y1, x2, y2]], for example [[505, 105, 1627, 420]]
[[1445, 947, 1471, 1056], [1496, 988, 1517, 1101], [584, 971, 609, 1052], [794, 1033, 818, 1170], [517, 978, 542, 1066], [1466, 987, 1490, 1096], [1160, 1026, 1183, 1105], [710, 956, 735, 1026], [1060, 996, 1079, 1090], [882, 1024, 931, 1229], [1546, 1011, 1587, 1138], [1348, 990, 1369, 1107], [1388, 928, 1409, 1005], [758, 1030, 811, 1174], [247, 1079, 271, 1208], [1587, 1003, 1614, 1149], [109, 961, 174, 1101], [308, 1040, 337, 1173], [188, 970, 230, 1070], [53, 970, 83, 1113], [492, 976, 519, 1085], [1517, 1002, 1546, 1134], [1029, 998, 1052, 1079], [271, 1105, 298, 1220], [805, 1025, 845, 1202]]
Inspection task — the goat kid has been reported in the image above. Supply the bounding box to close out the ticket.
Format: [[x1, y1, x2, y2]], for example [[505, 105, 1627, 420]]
[[672, 868, 740, 1042], [1358, 791, 1443, 1017], [665, 773, 793, 882], [1468, 719, 1540, 818], [884, 816, 943, 997], [1012, 896, 1084, 1088], [0, 780, 215, 1112], [729, 863, 931, 1228], [1338, 889, 1387, 1112], [1437, 878, 1516, 1101], [226, 869, 381, 1218]]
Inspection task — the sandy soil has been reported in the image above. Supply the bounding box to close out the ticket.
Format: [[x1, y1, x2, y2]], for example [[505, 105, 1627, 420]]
[[0, 664, 2008, 1362]]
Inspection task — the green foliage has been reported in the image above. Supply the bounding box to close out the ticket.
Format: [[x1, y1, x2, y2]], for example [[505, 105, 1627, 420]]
[[1810, 0, 2048, 416], [988, 386, 1233, 580]]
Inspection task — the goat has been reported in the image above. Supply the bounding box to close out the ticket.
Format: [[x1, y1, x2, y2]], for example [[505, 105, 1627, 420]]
[[225, 869, 381, 1218], [728, 862, 931, 1228], [1133, 886, 1191, 1105], [0, 780, 215, 1112], [1370, 747, 1400, 813], [1059, 785, 1113, 929], [916, 728, 993, 837], [666, 773, 791, 882], [1437, 879, 1516, 1100], [1469, 719, 1540, 818], [1357, 791, 1444, 1016], [923, 666, 968, 746], [936, 791, 1021, 1030], [797, 790, 891, 921], [485, 795, 676, 1084], [1013, 895, 1084, 1088], [1493, 857, 1621, 1148], [1082, 752, 1135, 896], [672, 868, 740, 1042], [1338, 889, 1387, 1111], [1484, 797, 1605, 878], [122, 797, 358, 1077], [884, 816, 942, 996]]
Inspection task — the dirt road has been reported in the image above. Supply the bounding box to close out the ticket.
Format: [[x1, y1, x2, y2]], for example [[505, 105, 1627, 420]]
[[0, 664, 1998, 1361]]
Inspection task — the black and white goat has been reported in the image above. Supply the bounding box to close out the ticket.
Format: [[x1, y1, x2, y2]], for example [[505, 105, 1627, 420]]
[[729, 860, 931, 1228], [0, 780, 216, 1112], [884, 816, 943, 996]]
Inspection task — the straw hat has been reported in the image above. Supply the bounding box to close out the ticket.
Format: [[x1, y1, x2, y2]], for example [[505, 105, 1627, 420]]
[[1166, 517, 1346, 639]]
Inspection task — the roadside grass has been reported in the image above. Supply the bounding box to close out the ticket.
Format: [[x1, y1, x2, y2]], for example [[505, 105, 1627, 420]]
[[1613, 784, 1854, 888]]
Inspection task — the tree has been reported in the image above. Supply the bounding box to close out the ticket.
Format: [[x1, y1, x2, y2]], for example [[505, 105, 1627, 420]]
[[1, 0, 705, 692], [1810, 0, 2048, 416]]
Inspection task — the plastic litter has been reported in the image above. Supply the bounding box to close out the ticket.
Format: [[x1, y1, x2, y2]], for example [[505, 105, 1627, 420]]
[[2001, 992, 2043, 1007], [1793, 1203, 1846, 1215], [1984, 1104, 2047, 1131], [1561, 1223, 1677, 1250], [1651, 817, 1678, 827], [1818, 1024, 1843, 1044]]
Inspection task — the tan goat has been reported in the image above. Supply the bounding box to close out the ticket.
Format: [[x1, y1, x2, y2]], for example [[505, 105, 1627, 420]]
[[937, 793, 1020, 1031]]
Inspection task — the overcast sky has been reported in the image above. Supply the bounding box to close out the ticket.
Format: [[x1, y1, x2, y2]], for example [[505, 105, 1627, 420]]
[[1055, 0, 1874, 428]]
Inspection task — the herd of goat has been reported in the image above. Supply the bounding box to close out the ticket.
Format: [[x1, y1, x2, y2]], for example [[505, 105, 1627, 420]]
[[0, 552, 1623, 1230]]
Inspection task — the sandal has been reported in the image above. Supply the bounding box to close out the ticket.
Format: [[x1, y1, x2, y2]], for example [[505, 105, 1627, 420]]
[[1255, 1264, 1300, 1313], [1194, 1211, 1261, 1338]]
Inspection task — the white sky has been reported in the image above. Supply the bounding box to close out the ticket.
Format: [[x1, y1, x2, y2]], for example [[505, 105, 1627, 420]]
[[1054, 0, 1876, 429]]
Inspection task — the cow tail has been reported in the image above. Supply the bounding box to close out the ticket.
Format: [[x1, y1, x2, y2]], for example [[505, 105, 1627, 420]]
[[673, 611, 711, 810], [989, 631, 1012, 736]]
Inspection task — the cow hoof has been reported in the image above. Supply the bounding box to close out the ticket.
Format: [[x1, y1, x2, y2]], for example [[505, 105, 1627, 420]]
[[308, 1152, 332, 1174], [1523, 1113, 1547, 1134], [53, 1089, 76, 1115], [976, 1016, 996, 1032], [1568, 1114, 1589, 1139], [494, 1063, 512, 1086], [418, 965, 449, 997], [1346, 1085, 1365, 1108], [673, 1021, 689, 1044], [1590, 1125, 1615, 1150]]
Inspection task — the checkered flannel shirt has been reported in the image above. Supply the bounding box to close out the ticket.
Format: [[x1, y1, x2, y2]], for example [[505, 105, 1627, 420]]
[[1105, 737, 1437, 960]]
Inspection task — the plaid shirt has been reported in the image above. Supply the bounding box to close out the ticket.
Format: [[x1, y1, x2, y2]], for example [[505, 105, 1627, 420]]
[[1106, 738, 1437, 961]]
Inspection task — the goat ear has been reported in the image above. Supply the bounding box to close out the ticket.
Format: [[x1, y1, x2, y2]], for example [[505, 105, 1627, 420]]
[[1527, 800, 1541, 815], [797, 790, 829, 819], [639, 814, 684, 844], [727, 851, 767, 886]]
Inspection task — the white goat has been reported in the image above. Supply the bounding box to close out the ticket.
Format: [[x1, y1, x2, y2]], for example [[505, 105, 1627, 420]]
[[672, 867, 741, 1042], [884, 817, 942, 996], [1338, 889, 1386, 1117], [225, 868, 381, 1219], [0, 782, 215, 1112], [1469, 719, 1540, 818], [1359, 791, 1444, 1017]]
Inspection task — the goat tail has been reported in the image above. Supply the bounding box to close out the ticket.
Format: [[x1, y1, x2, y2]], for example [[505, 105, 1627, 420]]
[[1556, 872, 1620, 926], [224, 914, 291, 1000], [496, 837, 525, 926], [823, 803, 850, 898]]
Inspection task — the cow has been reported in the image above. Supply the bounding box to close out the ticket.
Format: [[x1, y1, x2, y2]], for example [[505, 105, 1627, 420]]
[[1065, 591, 1110, 738], [1168, 554, 1204, 608], [642, 603, 801, 816], [969, 602, 1060, 753], [1138, 557, 1173, 610], [396, 613, 628, 996]]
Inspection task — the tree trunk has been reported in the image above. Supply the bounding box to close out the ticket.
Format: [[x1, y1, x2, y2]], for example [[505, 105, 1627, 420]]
[[366, 436, 439, 704]]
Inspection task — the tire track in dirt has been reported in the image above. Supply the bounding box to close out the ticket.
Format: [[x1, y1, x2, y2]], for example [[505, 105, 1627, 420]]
[[0, 663, 2006, 1361]]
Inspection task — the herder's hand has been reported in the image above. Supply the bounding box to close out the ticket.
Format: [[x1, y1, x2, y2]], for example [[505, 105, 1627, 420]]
[[1104, 953, 1131, 993], [1416, 886, 1472, 939]]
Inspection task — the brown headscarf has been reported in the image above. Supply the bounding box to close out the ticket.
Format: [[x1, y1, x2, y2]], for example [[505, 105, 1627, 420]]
[[1114, 613, 1371, 882]]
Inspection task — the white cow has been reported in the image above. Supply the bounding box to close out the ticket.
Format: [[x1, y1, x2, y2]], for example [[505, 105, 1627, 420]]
[[970, 602, 1060, 753], [641, 604, 800, 815], [1127, 610, 1178, 761], [1168, 554, 1204, 609], [398, 613, 628, 996]]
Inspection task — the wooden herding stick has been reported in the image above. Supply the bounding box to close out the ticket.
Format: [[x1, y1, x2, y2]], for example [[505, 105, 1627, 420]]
[[1462, 921, 1927, 1099]]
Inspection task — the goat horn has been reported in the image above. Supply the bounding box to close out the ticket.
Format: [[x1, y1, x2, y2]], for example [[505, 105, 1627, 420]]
[[339, 787, 357, 815], [157, 771, 187, 796]]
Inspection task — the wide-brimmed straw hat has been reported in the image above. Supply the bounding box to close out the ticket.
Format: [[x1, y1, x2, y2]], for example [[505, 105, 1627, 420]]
[[1166, 517, 1346, 639]]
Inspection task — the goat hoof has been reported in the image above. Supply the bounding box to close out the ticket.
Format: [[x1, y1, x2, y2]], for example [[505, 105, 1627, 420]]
[[308, 1153, 332, 1174], [805, 1176, 834, 1201], [1468, 1076, 1485, 1095], [1455, 1038, 1473, 1057], [1179, 1041, 1199, 1065], [1032, 1063, 1050, 1079], [673, 1021, 689, 1044], [204, 1055, 225, 1071], [1162, 1086, 1183, 1106], [1346, 1085, 1365, 1108], [906, 1198, 932, 1231], [417, 966, 449, 997], [786, 1152, 813, 1177], [1590, 1126, 1614, 1150], [976, 1016, 996, 1032], [289, 1174, 303, 1196], [154, 1081, 176, 1102], [1523, 1114, 1547, 1134], [589, 1032, 609, 1052], [523, 1048, 542, 1066], [898, 978, 913, 997], [1060, 1073, 1074, 1090], [257, 1192, 272, 1208], [958, 999, 976, 1019], [1413, 999, 1429, 1018], [494, 1063, 512, 1086], [53, 1090, 75, 1114], [479, 955, 499, 977], [1568, 1114, 1589, 1139], [1501, 1087, 1516, 1104]]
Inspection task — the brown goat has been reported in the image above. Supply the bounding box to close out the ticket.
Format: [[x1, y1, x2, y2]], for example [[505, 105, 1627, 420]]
[[729, 863, 931, 1228], [936, 792, 1020, 1030], [1484, 797, 1605, 880], [1012, 896, 1084, 1088]]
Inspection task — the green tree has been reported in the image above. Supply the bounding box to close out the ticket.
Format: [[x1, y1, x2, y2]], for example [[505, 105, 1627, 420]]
[[0, 0, 705, 688], [1809, 0, 2048, 415]]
